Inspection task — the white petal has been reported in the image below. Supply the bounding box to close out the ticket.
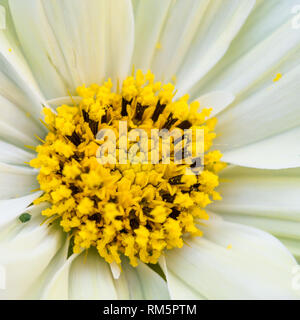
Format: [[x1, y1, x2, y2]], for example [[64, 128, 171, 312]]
[[160, 256, 205, 300], [8, 0, 75, 98], [40, 0, 108, 89], [0, 141, 35, 165], [0, 94, 45, 148], [46, 96, 82, 108], [0, 204, 64, 299], [106, 0, 134, 84], [0, 68, 44, 126], [196, 91, 235, 118], [279, 238, 300, 263], [110, 261, 121, 280], [0, 4, 5, 29], [46, 248, 169, 300], [191, 0, 300, 98], [0, 162, 38, 199], [211, 166, 300, 221], [0, 191, 41, 234], [69, 249, 118, 300], [222, 127, 300, 169], [41, 248, 76, 300], [174, 0, 255, 97], [215, 64, 300, 154], [0, 3, 44, 107], [115, 259, 170, 300], [219, 214, 300, 244], [163, 218, 300, 299], [150, 0, 211, 81], [131, 0, 172, 72], [8, 0, 134, 98], [18, 233, 69, 299], [210, 165, 300, 243]]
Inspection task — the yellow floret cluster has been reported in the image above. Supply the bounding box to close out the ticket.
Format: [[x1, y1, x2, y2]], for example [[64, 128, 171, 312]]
[[30, 70, 225, 267]]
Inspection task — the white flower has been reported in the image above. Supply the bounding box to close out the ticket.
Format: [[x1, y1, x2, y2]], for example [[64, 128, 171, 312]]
[[0, 0, 299, 300]]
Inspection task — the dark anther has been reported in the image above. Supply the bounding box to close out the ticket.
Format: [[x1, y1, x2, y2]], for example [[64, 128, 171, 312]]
[[82, 109, 89, 122], [159, 190, 176, 203], [101, 105, 112, 124], [88, 119, 99, 137], [67, 131, 81, 146], [129, 209, 136, 217], [59, 161, 64, 172], [135, 103, 149, 121], [142, 206, 153, 217], [177, 120, 192, 130], [152, 101, 166, 122], [140, 198, 148, 205], [101, 111, 108, 124], [146, 222, 153, 231], [168, 175, 183, 185], [69, 184, 81, 196], [169, 207, 181, 220], [90, 195, 100, 206], [191, 157, 202, 168], [72, 152, 84, 162], [109, 197, 117, 203], [89, 213, 101, 223], [130, 218, 140, 230], [121, 98, 130, 116], [162, 113, 178, 130], [129, 209, 139, 230], [190, 183, 201, 191]]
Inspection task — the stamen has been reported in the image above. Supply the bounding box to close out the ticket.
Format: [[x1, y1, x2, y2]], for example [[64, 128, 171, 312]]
[[134, 103, 149, 121], [162, 113, 178, 130], [177, 120, 192, 130], [151, 101, 166, 122]]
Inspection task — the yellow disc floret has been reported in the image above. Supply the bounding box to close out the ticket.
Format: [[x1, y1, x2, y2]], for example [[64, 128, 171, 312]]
[[30, 70, 225, 267]]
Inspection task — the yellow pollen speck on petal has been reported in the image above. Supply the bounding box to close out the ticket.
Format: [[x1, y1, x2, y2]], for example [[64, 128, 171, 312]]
[[155, 42, 162, 50], [30, 69, 225, 267], [171, 75, 177, 84], [227, 244, 232, 250], [273, 73, 282, 82], [8, 48, 12, 52]]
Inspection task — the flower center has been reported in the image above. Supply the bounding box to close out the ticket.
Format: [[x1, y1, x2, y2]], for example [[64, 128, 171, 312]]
[[30, 70, 225, 267]]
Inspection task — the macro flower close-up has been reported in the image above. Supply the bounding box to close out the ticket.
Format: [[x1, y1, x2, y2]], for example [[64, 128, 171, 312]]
[[0, 0, 300, 301]]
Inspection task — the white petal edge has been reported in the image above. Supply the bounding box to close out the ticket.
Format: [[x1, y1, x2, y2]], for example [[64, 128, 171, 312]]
[[150, 0, 211, 82], [43, 249, 169, 300], [106, 0, 135, 84], [196, 90, 235, 118], [131, 0, 172, 72], [211, 166, 300, 221], [175, 0, 255, 97], [162, 217, 300, 299], [190, 1, 300, 99], [0, 191, 41, 233], [0, 141, 35, 165], [0, 204, 64, 299], [0, 162, 38, 199], [0, 3, 45, 106], [222, 126, 300, 169], [215, 63, 300, 154], [115, 259, 170, 300]]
